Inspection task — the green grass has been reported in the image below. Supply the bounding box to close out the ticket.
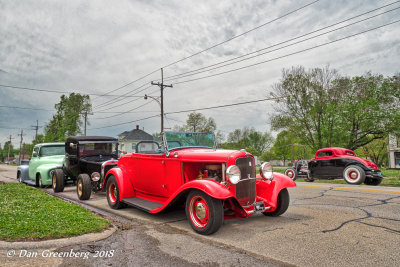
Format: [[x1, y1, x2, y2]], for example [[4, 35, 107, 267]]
[[0, 183, 110, 241]]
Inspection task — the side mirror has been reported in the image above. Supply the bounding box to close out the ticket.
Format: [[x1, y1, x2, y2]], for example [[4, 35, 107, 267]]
[[32, 151, 38, 157]]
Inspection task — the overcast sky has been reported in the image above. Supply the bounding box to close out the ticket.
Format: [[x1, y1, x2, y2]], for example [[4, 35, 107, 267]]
[[1, 0, 399, 147]]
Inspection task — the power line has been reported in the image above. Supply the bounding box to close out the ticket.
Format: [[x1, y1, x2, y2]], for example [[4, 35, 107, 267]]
[[89, 114, 161, 130], [92, 99, 156, 119], [163, 2, 400, 81], [161, 0, 321, 69], [0, 84, 152, 98], [173, 19, 400, 85], [0, 105, 53, 111]]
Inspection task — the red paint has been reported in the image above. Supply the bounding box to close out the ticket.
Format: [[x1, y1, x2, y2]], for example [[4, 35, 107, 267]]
[[312, 147, 379, 169]]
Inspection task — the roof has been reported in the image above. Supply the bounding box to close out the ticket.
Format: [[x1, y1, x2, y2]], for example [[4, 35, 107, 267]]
[[119, 129, 153, 141], [34, 142, 64, 148], [66, 136, 118, 143]]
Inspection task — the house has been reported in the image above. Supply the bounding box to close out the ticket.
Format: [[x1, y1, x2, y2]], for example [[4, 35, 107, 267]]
[[118, 125, 154, 154], [388, 134, 400, 169]]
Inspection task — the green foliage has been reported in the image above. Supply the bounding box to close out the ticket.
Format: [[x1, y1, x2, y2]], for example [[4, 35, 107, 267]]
[[271, 66, 400, 151], [44, 93, 92, 142], [0, 183, 110, 240], [1, 141, 14, 160], [223, 127, 274, 156], [355, 136, 388, 168], [179, 112, 217, 132]]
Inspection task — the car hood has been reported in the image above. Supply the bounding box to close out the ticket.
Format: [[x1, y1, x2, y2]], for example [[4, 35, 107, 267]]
[[37, 155, 65, 165], [170, 148, 250, 163]]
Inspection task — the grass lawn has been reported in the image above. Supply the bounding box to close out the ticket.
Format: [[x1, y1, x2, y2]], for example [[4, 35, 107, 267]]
[[272, 167, 400, 186], [0, 183, 110, 241]]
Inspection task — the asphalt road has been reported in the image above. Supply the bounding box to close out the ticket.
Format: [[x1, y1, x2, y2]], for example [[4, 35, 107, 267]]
[[1, 164, 399, 266]]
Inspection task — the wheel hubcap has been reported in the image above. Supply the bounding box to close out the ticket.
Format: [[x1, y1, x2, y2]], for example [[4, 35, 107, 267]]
[[346, 169, 359, 181], [78, 180, 82, 196], [189, 196, 209, 229], [108, 183, 117, 203]]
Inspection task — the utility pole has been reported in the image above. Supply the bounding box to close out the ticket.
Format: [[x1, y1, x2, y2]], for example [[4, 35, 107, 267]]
[[80, 110, 93, 136], [31, 120, 42, 144], [18, 130, 25, 164], [7, 134, 13, 163], [151, 68, 173, 135]]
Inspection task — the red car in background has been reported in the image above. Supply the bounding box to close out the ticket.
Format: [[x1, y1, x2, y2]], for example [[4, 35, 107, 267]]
[[306, 147, 383, 185], [102, 132, 296, 235]]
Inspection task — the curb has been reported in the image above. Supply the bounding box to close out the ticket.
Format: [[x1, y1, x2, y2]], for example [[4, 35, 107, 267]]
[[0, 226, 117, 250]]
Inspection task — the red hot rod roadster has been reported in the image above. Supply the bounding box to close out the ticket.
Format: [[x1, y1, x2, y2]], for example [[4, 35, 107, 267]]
[[103, 132, 296, 235]]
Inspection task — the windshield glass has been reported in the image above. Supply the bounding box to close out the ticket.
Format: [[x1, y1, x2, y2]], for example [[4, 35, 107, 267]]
[[79, 142, 118, 156], [164, 132, 215, 150], [39, 145, 65, 157]]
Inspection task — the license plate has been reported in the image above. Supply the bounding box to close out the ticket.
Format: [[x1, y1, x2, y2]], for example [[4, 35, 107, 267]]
[[254, 201, 265, 212]]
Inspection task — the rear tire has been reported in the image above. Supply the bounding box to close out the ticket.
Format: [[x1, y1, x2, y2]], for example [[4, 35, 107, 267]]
[[343, 165, 365, 185], [17, 171, 22, 183], [284, 168, 296, 181], [77, 174, 92, 200], [106, 176, 126, 209], [186, 190, 223, 235], [364, 177, 382, 186], [263, 188, 290, 217], [52, 169, 65, 193]]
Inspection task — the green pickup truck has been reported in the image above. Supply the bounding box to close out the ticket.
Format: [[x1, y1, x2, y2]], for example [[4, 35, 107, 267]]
[[23, 143, 65, 187]]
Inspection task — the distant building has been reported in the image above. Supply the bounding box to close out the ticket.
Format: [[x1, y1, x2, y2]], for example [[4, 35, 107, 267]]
[[118, 125, 154, 154], [388, 134, 400, 169]]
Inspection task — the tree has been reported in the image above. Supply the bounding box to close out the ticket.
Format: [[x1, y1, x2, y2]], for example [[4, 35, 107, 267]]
[[44, 93, 92, 142], [271, 66, 400, 150], [180, 112, 217, 132], [355, 136, 388, 168]]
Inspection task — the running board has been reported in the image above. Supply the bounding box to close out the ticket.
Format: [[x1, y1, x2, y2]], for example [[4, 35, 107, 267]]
[[122, 197, 164, 212], [23, 180, 36, 186]]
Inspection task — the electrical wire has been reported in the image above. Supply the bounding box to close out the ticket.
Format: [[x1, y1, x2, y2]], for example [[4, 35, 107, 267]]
[[93, 99, 157, 119], [173, 19, 400, 85], [89, 114, 161, 130], [162, 2, 400, 81], [161, 0, 321, 69]]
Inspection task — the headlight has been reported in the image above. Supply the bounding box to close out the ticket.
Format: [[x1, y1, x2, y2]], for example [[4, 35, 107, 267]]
[[91, 172, 101, 182], [260, 162, 273, 180], [226, 165, 241, 184]]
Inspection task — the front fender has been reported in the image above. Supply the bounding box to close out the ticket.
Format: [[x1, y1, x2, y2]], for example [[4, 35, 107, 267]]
[[256, 172, 296, 211], [151, 179, 234, 213], [103, 167, 135, 200], [36, 164, 62, 185]]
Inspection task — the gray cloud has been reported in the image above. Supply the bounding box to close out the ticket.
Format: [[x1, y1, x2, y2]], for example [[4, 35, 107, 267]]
[[0, 0, 399, 144]]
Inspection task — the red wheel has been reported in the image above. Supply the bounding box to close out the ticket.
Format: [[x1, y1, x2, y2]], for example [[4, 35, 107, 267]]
[[343, 165, 365, 185], [186, 190, 223, 235], [106, 176, 126, 209], [284, 168, 296, 180]]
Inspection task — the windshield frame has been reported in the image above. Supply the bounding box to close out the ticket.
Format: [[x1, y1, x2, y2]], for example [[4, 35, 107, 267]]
[[163, 131, 217, 152]]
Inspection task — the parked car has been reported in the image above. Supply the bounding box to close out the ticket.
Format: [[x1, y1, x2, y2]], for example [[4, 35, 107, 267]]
[[306, 147, 383, 185], [52, 136, 119, 200], [102, 131, 296, 235], [284, 159, 309, 181], [21, 143, 65, 187], [17, 159, 30, 183]]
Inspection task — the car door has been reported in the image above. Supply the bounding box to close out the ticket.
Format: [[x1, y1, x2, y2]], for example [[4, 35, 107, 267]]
[[311, 150, 336, 178], [28, 146, 40, 181]]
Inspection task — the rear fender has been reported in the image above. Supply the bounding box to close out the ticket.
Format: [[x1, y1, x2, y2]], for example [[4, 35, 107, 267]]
[[102, 167, 135, 200], [256, 172, 296, 211]]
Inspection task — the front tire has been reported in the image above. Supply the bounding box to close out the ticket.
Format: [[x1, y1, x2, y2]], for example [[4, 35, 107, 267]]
[[77, 174, 91, 200], [284, 168, 296, 181], [106, 176, 126, 209], [52, 169, 65, 193], [343, 165, 365, 185], [364, 177, 382, 186], [263, 188, 290, 217], [186, 190, 223, 235], [36, 174, 44, 188]]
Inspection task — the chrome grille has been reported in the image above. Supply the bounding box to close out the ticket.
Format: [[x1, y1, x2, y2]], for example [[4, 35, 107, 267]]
[[235, 157, 256, 179], [235, 157, 256, 206]]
